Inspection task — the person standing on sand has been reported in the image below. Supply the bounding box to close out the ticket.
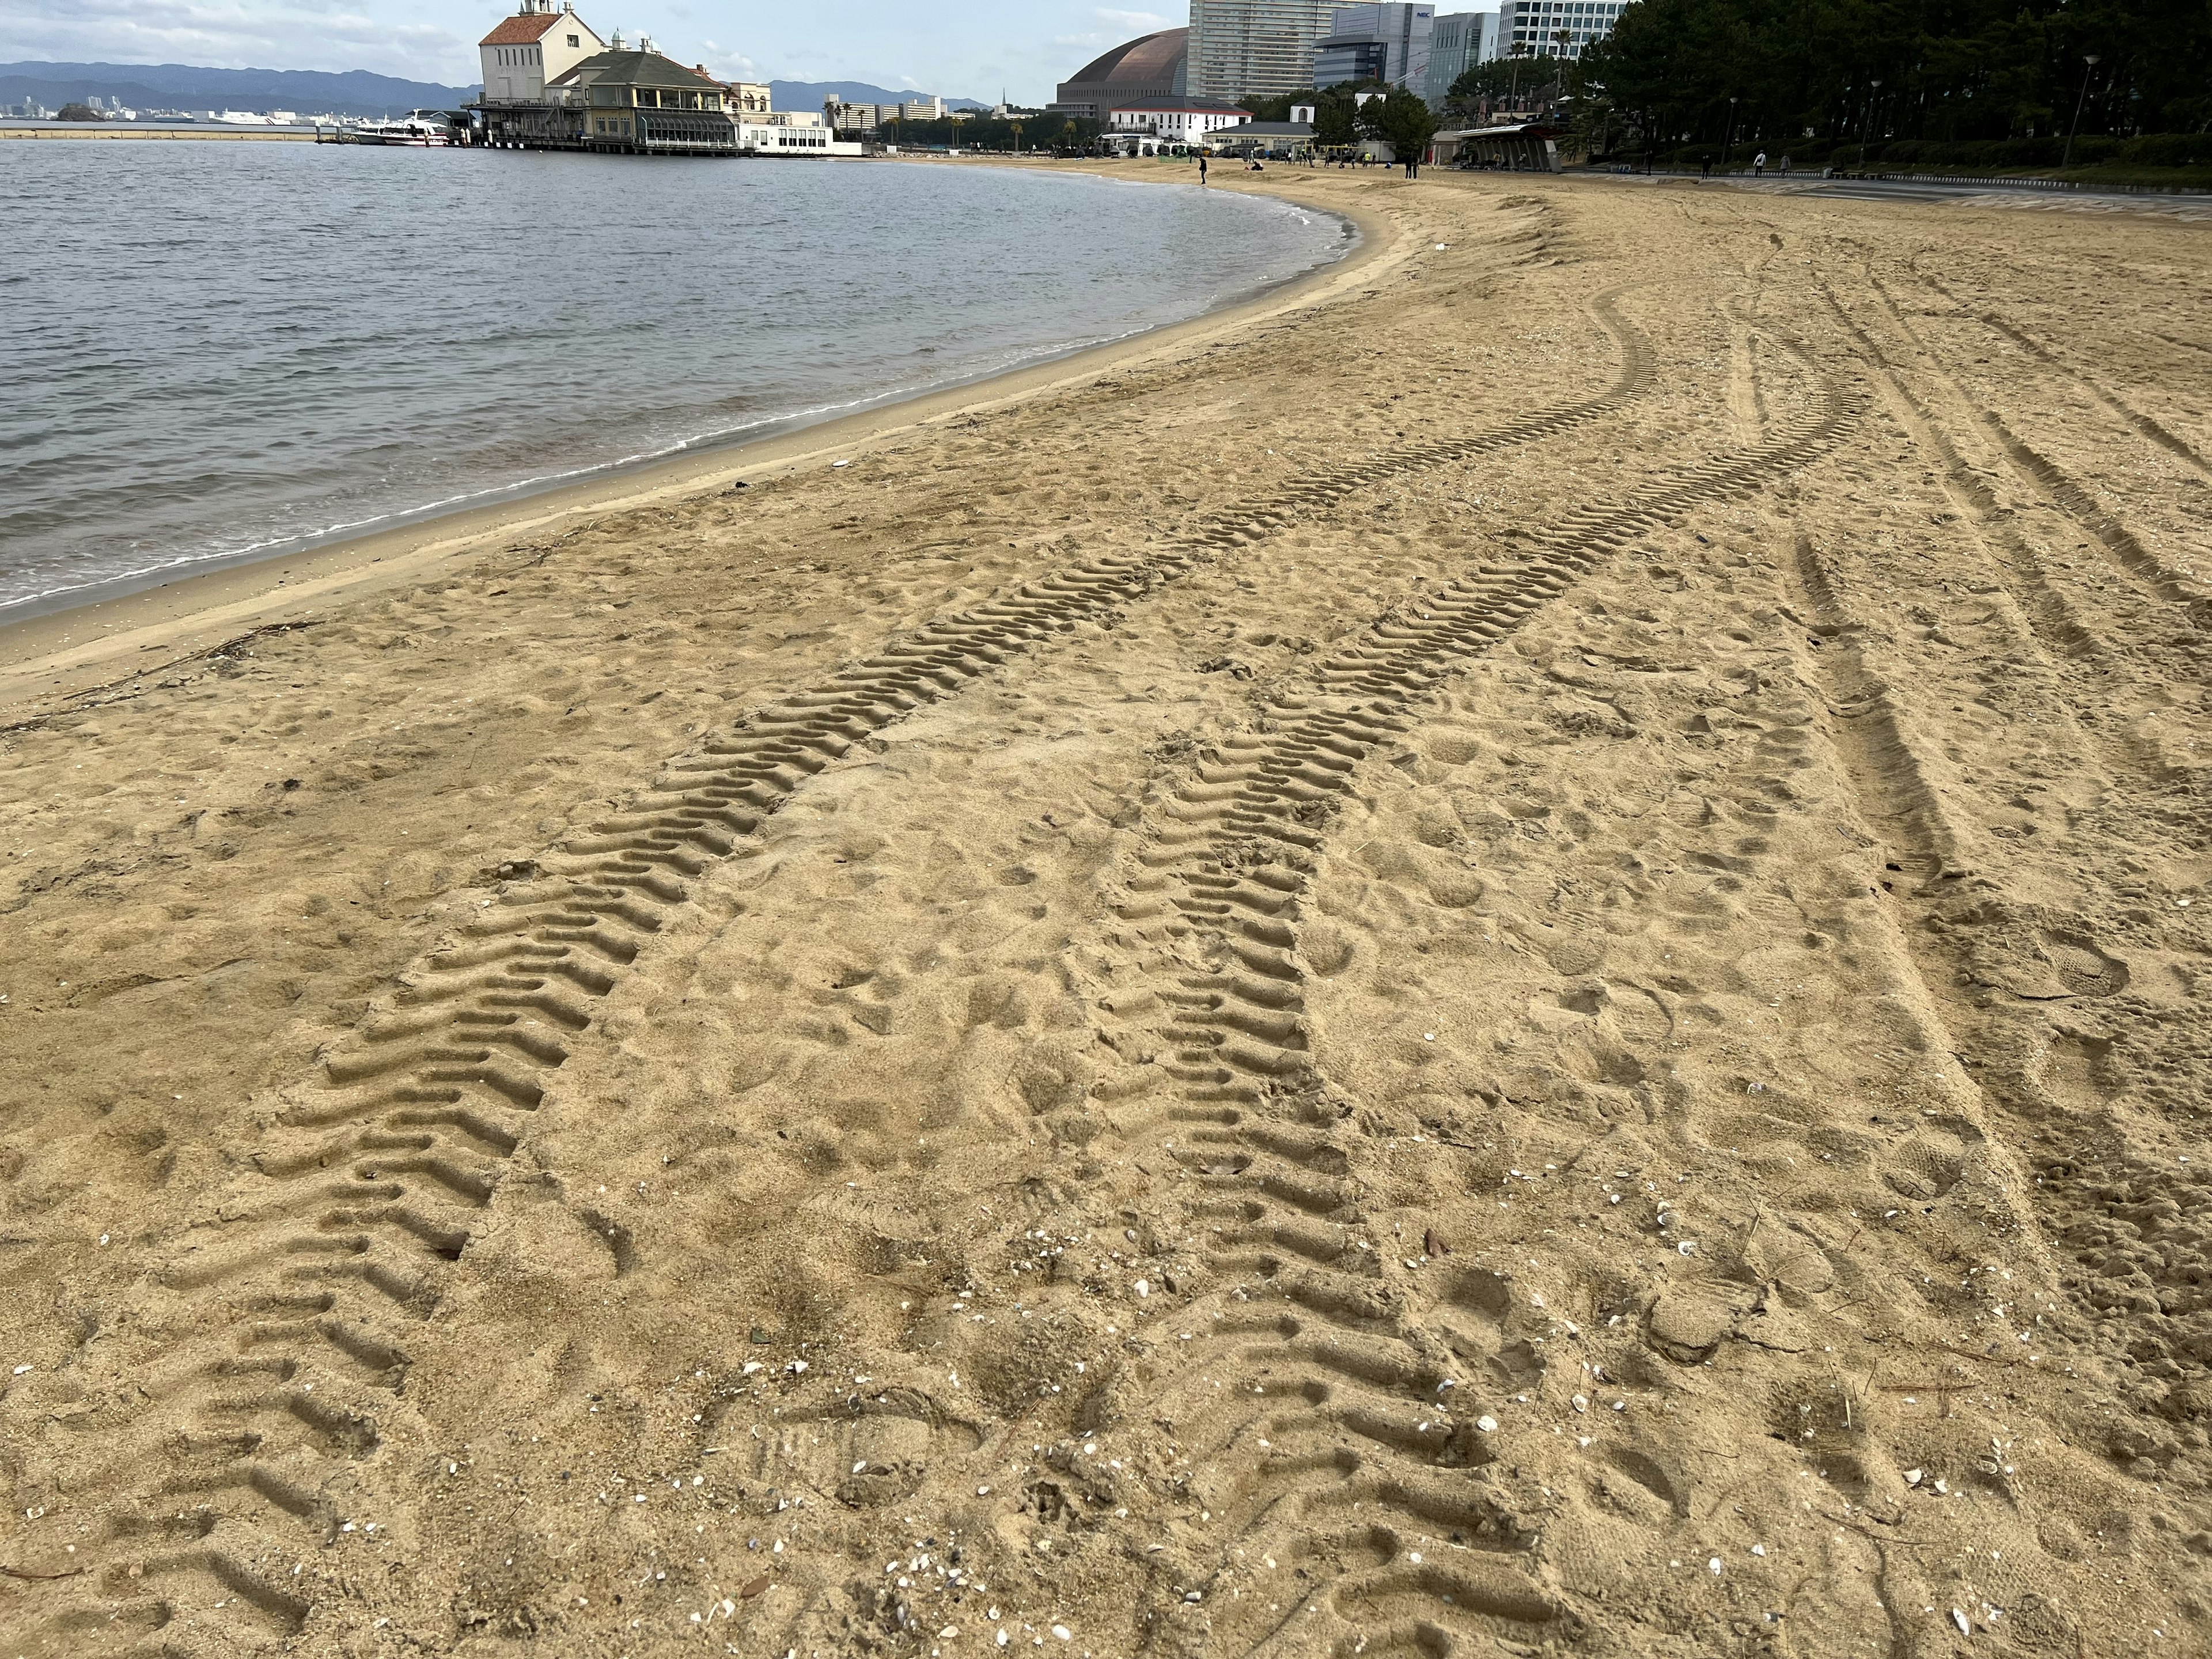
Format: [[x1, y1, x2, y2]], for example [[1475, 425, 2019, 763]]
[[1700, 154, 1712, 178], [1198, 152, 1208, 184], [1753, 149, 1767, 176], [1778, 152, 1790, 175]]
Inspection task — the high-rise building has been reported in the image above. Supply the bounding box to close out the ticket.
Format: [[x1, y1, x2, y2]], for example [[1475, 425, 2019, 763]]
[[1423, 10, 1500, 100], [1187, 0, 1336, 100], [1313, 3, 1434, 91], [1497, 0, 1624, 59]]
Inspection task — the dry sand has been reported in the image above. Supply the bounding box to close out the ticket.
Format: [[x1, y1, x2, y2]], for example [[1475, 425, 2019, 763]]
[[3, 165, 2210, 1659]]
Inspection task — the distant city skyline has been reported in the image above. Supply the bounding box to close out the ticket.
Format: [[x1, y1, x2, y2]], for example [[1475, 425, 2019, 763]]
[[0, 0, 1185, 105]]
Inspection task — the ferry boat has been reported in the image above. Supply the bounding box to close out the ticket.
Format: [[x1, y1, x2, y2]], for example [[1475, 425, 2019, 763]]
[[344, 111, 458, 145]]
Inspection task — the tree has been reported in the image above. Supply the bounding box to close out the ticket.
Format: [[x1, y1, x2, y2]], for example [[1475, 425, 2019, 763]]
[[1313, 84, 1362, 148], [1373, 88, 1441, 161], [864, 111, 1099, 151], [1236, 89, 1315, 123], [1575, 0, 2210, 162], [1448, 50, 1577, 118], [1449, 62, 1525, 101]]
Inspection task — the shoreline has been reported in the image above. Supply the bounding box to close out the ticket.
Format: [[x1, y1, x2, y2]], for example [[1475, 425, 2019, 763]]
[[0, 123, 320, 140], [0, 165, 1400, 713], [1, 191, 1331, 628]]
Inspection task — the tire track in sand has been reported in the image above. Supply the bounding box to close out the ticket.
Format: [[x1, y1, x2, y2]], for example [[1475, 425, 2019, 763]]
[[1859, 266, 2212, 635], [1903, 251, 2212, 480], [1782, 516, 2212, 1556], [2, 293, 1661, 1650], [1017, 346, 1857, 1656]]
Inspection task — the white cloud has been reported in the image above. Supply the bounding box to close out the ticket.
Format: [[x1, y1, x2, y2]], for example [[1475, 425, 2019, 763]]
[[1094, 7, 1171, 28], [0, 0, 477, 81], [691, 40, 766, 80]]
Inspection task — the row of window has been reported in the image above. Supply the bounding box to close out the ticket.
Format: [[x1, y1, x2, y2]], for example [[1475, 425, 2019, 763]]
[[1110, 114, 1236, 129], [632, 88, 720, 109], [493, 46, 540, 65], [1509, 1, 1620, 50]]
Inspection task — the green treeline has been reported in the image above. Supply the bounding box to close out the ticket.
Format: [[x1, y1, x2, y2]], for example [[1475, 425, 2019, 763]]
[[1580, 0, 2211, 166], [844, 112, 1100, 151], [1235, 82, 1442, 154]]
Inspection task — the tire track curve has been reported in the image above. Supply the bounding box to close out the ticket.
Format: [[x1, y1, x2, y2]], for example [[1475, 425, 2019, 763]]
[[1045, 351, 1857, 1656], [2, 291, 1662, 1651]]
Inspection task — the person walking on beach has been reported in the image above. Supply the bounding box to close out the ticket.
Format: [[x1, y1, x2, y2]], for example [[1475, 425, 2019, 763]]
[[1753, 149, 1767, 176], [1778, 152, 1790, 175], [1700, 154, 1712, 178], [1198, 152, 1208, 184]]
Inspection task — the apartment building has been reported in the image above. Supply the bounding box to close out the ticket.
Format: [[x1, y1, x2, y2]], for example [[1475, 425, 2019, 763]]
[[1187, 0, 1336, 100]]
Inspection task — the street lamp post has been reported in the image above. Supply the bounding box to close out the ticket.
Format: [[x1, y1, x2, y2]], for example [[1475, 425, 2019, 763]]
[[1722, 94, 1738, 171], [2061, 54, 2100, 172], [1857, 77, 1881, 171]]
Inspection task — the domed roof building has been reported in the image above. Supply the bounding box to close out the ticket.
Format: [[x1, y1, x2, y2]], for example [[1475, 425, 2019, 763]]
[[1050, 28, 1189, 120]]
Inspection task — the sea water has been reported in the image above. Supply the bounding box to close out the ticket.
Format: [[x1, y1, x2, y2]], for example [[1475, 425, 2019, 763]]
[[0, 144, 1349, 616]]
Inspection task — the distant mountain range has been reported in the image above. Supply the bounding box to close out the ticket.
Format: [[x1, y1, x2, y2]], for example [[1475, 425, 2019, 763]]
[[770, 80, 988, 112], [0, 62, 477, 117], [0, 61, 986, 119]]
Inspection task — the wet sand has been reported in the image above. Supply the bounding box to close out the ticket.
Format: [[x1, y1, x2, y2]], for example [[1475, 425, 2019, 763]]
[[3, 164, 2210, 1658]]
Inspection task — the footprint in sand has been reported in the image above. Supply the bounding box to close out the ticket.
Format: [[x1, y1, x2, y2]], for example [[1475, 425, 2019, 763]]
[[1993, 924, 2131, 999], [1880, 1112, 1982, 1203], [740, 1386, 982, 1508]]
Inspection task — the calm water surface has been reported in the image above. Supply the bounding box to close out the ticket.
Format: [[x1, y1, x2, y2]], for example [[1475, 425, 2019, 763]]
[[0, 146, 1348, 615]]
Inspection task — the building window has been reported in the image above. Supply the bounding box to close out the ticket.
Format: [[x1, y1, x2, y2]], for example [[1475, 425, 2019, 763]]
[[567, 32, 579, 45]]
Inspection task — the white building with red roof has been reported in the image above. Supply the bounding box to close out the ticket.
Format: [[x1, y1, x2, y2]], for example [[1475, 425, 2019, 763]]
[[480, 0, 607, 106], [1106, 96, 1253, 143]]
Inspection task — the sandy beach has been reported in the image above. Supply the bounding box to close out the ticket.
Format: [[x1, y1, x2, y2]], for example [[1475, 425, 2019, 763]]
[[3, 162, 2210, 1657]]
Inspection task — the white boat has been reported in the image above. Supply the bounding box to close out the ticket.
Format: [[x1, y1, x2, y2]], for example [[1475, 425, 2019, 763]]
[[347, 111, 457, 146]]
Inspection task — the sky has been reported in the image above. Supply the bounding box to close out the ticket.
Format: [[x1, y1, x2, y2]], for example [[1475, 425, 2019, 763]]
[[0, 0, 1183, 101]]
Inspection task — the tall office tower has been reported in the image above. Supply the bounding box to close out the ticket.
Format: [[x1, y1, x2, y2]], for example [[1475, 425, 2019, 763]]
[[1312, 2, 1435, 89], [1423, 9, 1500, 100], [1187, 0, 1338, 99]]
